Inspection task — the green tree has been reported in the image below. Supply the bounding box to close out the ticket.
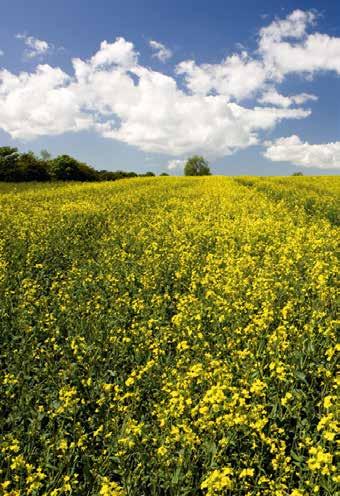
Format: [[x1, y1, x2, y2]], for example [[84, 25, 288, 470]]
[[184, 156, 211, 176], [292, 171, 304, 176], [0, 147, 20, 181], [0, 146, 19, 159], [0, 148, 50, 182], [16, 153, 50, 181], [50, 155, 98, 181]]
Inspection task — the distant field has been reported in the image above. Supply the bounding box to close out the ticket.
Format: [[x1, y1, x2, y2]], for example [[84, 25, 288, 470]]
[[0, 177, 339, 495]]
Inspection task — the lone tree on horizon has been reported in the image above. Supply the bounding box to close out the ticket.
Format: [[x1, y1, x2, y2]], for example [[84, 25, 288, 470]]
[[184, 156, 211, 176]]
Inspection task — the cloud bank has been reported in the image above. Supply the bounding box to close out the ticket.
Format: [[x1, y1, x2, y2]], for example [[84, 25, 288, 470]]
[[0, 10, 339, 167]]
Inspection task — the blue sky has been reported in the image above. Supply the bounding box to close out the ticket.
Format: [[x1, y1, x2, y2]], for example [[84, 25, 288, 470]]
[[0, 0, 339, 175]]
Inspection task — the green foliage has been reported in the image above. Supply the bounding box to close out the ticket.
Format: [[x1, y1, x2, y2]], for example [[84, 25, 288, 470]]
[[0, 147, 20, 181], [98, 170, 138, 181], [16, 153, 50, 181], [0, 145, 158, 183], [142, 171, 156, 177], [292, 172, 304, 176], [0, 146, 18, 158], [0, 148, 50, 182], [50, 155, 99, 181], [184, 155, 211, 176]]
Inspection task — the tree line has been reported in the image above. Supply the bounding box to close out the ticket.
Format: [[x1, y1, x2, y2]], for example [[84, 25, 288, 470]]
[[0, 147, 212, 182], [0, 147, 168, 183]]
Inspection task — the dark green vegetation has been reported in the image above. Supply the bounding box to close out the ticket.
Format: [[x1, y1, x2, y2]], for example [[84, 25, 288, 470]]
[[0, 146, 158, 183]]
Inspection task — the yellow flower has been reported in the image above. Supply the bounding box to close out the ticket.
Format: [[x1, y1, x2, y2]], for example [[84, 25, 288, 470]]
[[99, 477, 125, 495], [307, 446, 333, 473], [250, 379, 267, 395], [201, 467, 233, 495], [58, 439, 68, 451], [125, 377, 135, 387], [281, 392, 293, 406], [157, 446, 167, 457], [323, 395, 334, 409], [239, 468, 254, 478]]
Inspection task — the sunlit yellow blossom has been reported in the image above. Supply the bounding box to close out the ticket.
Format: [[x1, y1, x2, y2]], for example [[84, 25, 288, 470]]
[[323, 395, 334, 409], [99, 477, 125, 496], [281, 392, 293, 406], [307, 446, 333, 474], [201, 467, 233, 495], [239, 468, 254, 478]]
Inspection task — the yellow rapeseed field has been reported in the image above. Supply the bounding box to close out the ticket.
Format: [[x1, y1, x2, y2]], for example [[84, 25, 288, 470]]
[[0, 176, 338, 495]]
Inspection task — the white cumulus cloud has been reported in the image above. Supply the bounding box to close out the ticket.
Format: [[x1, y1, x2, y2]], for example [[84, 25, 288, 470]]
[[0, 64, 95, 139], [90, 37, 138, 68], [16, 34, 51, 59], [259, 88, 318, 108], [259, 9, 316, 46], [176, 52, 267, 100], [0, 49, 4, 56], [149, 40, 172, 62], [259, 10, 340, 78], [264, 135, 340, 169]]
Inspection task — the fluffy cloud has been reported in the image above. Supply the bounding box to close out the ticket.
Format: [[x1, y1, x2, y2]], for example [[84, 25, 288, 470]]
[[259, 9, 316, 46], [0, 50, 4, 56], [0, 65, 98, 139], [228, 104, 310, 131], [259, 10, 340, 78], [93, 66, 257, 156], [264, 135, 340, 169], [176, 53, 267, 100], [259, 88, 318, 108], [149, 40, 172, 62], [89, 37, 138, 69], [16, 34, 50, 59]]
